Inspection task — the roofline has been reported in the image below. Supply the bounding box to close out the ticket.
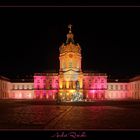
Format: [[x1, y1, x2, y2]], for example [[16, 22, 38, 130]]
[[0, 75, 10, 81]]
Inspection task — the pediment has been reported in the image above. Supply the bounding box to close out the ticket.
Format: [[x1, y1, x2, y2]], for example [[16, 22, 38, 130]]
[[63, 69, 79, 75]]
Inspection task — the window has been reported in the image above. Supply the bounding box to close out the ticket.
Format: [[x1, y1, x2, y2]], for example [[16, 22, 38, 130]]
[[37, 80, 40, 83], [27, 85, 29, 89], [120, 85, 123, 90], [17, 85, 19, 89], [62, 63, 66, 69], [13, 85, 15, 89], [115, 85, 118, 90], [77, 64, 79, 68], [43, 80, 46, 83], [125, 85, 127, 90], [50, 84, 52, 89], [101, 79, 104, 83], [95, 85, 97, 89], [3, 83, 5, 89], [101, 85, 104, 89], [4, 83, 6, 89], [69, 62, 72, 68], [22, 85, 24, 89], [95, 79, 97, 83], [110, 85, 113, 90]]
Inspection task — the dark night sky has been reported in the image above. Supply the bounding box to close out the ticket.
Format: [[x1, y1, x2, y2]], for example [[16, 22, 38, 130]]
[[0, 7, 140, 79]]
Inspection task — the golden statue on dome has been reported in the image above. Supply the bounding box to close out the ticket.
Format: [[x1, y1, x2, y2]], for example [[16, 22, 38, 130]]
[[68, 24, 72, 33]]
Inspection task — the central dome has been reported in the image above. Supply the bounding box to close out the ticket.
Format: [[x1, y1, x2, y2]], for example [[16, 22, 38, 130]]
[[59, 43, 81, 54]]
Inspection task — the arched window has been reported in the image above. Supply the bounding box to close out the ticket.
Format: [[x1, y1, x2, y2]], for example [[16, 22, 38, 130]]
[[69, 62, 72, 68]]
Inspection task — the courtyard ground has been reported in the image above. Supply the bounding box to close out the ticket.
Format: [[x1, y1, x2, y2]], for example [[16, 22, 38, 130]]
[[0, 100, 140, 130]]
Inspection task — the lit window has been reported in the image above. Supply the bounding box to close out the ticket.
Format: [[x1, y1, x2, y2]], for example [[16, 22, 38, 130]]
[[120, 85, 123, 90], [95, 85, 97, 89], [111, 85, 113, 90], [62, 63, 66, 69], [50, 84, 52, 88], [125, 85, 127, 90], [3, 83, 5, 89], [69, 62, 72, 68], [115, 85, 118, 90], [101, 85, 104, 89], [101, 79, 104, 83], [13, 85, 15, 89]]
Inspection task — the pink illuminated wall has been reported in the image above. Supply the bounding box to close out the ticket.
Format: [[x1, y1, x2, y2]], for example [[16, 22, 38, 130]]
[[106, 83, 130, 100], [10, 90, 34, 99], [83, 74, 107, 100], [33, 73, 134, 101], [83, 75, 107, 90], [34, 73, 59, 100]]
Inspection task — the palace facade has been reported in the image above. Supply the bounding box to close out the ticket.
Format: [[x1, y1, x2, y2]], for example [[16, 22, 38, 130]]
[[1, 25, 140, 101]]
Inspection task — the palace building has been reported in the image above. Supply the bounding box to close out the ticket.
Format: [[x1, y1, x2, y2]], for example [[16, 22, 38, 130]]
[[1, 25, 140, 101]]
